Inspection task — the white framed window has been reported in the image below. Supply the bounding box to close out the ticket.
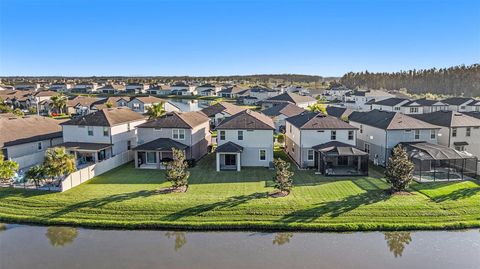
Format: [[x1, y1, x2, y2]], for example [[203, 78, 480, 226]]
[[360, 124, 363, 134], [127, 140, 131, 150], [466, 127, 471, 137], [133, 103, 140, 109], [452, 128, 457, 137], [307, 149, 314, 161], [430, 129, 436, 139], [238, 130, 243, 140], [146, 152, 157, 163], [127, 123, 131, 131], [364, 143, 370, 154], [37, 142, 43, 151], [414, 130, 420, 140], [259, 149, 266, 161], [331, 130, 336, 140], [87, 126, 93, 136], [348, 130, 354, 140], [289, 125, 292, 133], [219, 130, 225, 140], [394, 106, 400, 111], [103, 127, 109, 137], [172, 129, 185, 140]]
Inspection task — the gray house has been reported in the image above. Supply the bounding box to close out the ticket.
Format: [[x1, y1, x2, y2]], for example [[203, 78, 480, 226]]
[[134, 111, 211, 169], [349, 110, 441, 166]]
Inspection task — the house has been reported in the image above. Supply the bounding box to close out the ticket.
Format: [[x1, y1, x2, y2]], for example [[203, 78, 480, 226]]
[[127, 96, 180, 114], [325, 106, 354, 120], [261, 103, 306, 133], [0, 90, 36, 110], [170, 82, 197, 96], [196, 83, 222, 96], [200, 101, 246, 127], [371, 98, 410, 112], [410, 111, 480, 159], [322, 85, 352, 101], [400, 98, 449, 114], [33, 90, 57, 115], [284, 112, 367, 175], [14, 83, 41, 91], [133, 111, 211, 169], [0, 115, 64, 169], [349, 110, 441, 166], [125, 83, 149, 94], [71, 83, 98, 93], [217, 85, 247, 98], [215, 110, 275, 171], [67, 96, 101, 116], [463, 111, 480, 120], [147, 85, 172, 95], [260, 92, 316, 109], [98, 84, 125, 95], [59, 108, 146, 167], [442, 97, 477, 112], [344, 90, 396, 110], [247, 87, 279, 102], [49, 83, 73, 93]]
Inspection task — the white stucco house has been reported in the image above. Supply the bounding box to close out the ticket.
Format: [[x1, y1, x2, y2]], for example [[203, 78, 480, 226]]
[[260, 92, 316, 109], [215, 110, 275, 171], [442, 97, 479, 112], [200, 101, 246, 127], [261, 103, 306, 133], [59, 108, 146, 167]]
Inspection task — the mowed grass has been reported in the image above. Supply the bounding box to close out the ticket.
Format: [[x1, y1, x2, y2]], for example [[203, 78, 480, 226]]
[[0, 150, 479, 231]]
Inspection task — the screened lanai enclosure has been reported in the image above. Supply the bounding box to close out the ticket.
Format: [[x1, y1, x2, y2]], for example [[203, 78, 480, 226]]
[[314, 141, 369, 176], [402, 142, 478, 182]]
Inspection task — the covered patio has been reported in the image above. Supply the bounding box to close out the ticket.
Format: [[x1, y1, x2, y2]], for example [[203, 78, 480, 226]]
[[313, 141, 369, 176], [133, 138, 188, 169], [216, 142, 243, 171], [402, 142, 478, 182], [56, 142, 113, 168]]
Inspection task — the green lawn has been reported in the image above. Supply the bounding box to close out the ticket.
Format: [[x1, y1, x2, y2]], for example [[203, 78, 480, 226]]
[[0, 150, 479, 231]]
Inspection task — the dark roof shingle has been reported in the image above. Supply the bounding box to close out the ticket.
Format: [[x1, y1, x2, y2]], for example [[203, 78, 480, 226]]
[[286, 112, 356, 130], [137, 111, 209, 129], [62, 108, 145, 127], [216, 110, 275, 130]]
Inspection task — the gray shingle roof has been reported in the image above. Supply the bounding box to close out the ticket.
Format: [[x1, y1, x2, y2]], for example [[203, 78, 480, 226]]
[[216, 141, 243, 153], [410, 111, 480, 128], [372, 97, 408, 106], [349, 110, 440, 130], [62, 107, 145, 127], [312, 141, 367, 156], [442, 97, 475, 106], [402, 98, 446, 107], [137, 111, 209, 129], [263, 92, 315, 104], [326, 106, 353, 119], [0, 115, 63, 148], [286, 112, 356, 130], [200, 102, 246, 117], [133, 138, 188, 151], [261, 103, 306, 117], [216, 110, 275, 130]]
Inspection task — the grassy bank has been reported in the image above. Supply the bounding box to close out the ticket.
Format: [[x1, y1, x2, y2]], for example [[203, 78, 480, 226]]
[[1, 150, 479, 231]]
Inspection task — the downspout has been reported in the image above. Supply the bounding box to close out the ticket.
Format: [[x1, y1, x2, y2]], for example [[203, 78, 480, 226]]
[[299, 129, 302, 168], [384, 131, 388, 166], [190, 128, 193, 159]]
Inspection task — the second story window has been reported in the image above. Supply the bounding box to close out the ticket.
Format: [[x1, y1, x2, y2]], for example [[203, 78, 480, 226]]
[[360, 125, 363, 134], [103, 127, 109, 137], [37, 142, 43, 151], [452, 128, 457, 137], [219, 130, 225, 141], [348, 130, 354, 140], [173, 129, 185, 140], [307, 149, 314, 161], [331, 130, 336, 140], [238, 131, 243, 140], [88, 126, 93, 136], [127, 123, 131, 131], [410, 107, 418, 113], [430, 130, 436, 139], [414, 130, 420, 140], [259, 149, 266, 161], [466, 127, 471, 137]]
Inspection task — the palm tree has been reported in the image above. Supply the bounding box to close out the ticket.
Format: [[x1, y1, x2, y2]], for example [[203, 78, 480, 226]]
[[43, 147, 76, 185], [50, 94, 67, 114], [146, 102, 166, 120]]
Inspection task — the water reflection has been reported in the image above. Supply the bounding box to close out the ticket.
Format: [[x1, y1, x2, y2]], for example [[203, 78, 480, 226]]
[[45, 227, 79, 247], [383, 232, 412, 258], [165, 231, 187, 251], [272, 233, 293, 246]]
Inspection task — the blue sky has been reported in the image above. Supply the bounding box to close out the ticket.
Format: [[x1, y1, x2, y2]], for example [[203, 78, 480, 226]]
[[0, 0, 479, 76]]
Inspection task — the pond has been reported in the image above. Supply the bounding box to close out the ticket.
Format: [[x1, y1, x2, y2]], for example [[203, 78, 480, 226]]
[[165, 98, 215, 112], [1, 224, 479, 269]]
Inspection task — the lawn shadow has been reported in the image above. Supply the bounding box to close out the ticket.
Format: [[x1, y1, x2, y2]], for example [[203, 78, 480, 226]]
[[0, 187, 51, 199], [45, 190, 158, 219], [161, 192, 267, 221], [279, 189, 389, 223], [430, 187, 480, 202]]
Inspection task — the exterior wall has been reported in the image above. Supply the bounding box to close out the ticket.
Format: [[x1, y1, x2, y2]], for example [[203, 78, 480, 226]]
[[5, 137, 63, 169], [110, 120, 145, 155], [63, 125, 112, 144], [128, 99, 146, 113], [443, 126, 480, 159], [137, 127, 192, 145], [217, 129, 274, 167]]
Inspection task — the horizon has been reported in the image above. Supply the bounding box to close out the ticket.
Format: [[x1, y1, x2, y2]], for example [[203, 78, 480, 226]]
[[0, 0, 479, 77]]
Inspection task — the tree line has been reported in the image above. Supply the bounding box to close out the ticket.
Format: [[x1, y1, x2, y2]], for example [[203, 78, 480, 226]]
[[340, 64, 480, 97]]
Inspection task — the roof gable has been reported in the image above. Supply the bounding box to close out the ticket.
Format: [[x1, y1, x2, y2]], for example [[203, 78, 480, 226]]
[[216, 110, 275, 130]]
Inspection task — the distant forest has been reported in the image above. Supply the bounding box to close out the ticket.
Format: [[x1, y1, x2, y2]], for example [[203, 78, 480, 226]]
[[340, 64, 480, 97]]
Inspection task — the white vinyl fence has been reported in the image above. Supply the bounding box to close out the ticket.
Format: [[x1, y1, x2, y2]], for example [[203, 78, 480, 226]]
[[61, 151, 133, 192], [11, 151, 46, 170]]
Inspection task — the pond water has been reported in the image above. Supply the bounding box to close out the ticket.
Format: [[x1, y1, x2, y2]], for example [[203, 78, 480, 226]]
[[165, 98, 214, 112], [1, 224, 479, 269]]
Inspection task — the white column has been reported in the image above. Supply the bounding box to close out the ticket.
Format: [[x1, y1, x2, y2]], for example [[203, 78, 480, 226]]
[[216, 153, 220, 172], [134, 151, 139, 168], [236, 153, 241, 171], [156, 152, 160, 169]]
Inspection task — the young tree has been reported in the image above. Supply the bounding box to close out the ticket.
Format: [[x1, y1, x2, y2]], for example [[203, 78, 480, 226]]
[[13, 108, 24, 117], [105, 101, 113, 108], [273, 158, 294, 195], [26, 165, 46, 188], [43, 147, 76, 184], [51, 93, 67, 114], [276, 133, 285, 144], [165, 148, 190, 191], [385, 145, 414, 193], [0, 153, 19, 183], [146, 102, 166, 120], [307, 102, 327, 115]]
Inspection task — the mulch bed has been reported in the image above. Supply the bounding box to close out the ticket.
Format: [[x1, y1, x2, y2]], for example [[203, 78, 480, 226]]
[[157, 185, 188, 194], [269, 190, 290, 198]]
